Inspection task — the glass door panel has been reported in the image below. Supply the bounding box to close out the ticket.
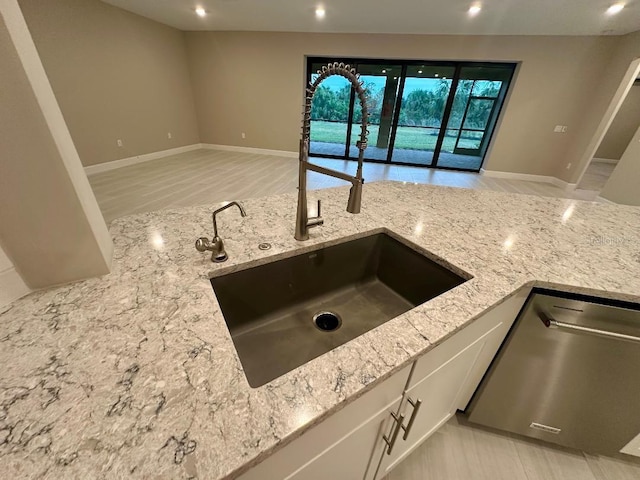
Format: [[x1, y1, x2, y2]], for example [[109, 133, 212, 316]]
[[348, 64, 401, 161], [438, 65, 513, 170], [390, 65, 456, 165], [308, 61, 352, 157], [453, 97, 495, 155]]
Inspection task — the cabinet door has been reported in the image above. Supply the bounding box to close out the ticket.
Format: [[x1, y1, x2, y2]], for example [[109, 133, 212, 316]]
[[238, 364, 411, 480], [285, 394, 404, 480], [453, 288, 531, 410], [373, 289, 530, 478], [376, 336, 487, 477], [406, 288, 530, 392]]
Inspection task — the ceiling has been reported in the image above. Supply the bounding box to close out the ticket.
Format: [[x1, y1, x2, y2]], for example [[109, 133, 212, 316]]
[[101, 0, 640, 35]]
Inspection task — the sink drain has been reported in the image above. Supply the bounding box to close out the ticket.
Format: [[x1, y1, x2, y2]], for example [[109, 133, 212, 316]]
[[313, 311, 342, 332]]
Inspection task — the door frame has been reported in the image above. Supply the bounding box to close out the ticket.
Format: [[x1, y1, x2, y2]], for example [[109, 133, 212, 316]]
[[573, 58, 640, 189], [452, 94, 500, 156]]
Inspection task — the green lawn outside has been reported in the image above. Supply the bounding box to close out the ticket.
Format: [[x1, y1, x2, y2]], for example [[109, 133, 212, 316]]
[[310, 120, 480, 152]]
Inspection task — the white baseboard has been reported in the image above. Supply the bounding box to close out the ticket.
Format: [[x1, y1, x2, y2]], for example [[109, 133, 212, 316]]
[[84, 143, 205, 176], [83, 143, 298, 177], [0, 268, 31, 308], [591, 157, 619, 165], [596, 195, 616, 204], [550, 177, 578, 192], [480, 169, 577, 192], [202, 143, 298, 158]]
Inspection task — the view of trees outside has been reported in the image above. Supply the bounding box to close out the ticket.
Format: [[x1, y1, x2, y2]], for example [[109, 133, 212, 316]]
[[447, 80, 501, 130], [309, 76, 502, 152]]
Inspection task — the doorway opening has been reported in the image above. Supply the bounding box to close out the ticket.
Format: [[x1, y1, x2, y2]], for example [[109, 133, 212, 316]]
[[575, 59, 640, 200], [307, 57, 516, 172], [577, 78, 640, 195]]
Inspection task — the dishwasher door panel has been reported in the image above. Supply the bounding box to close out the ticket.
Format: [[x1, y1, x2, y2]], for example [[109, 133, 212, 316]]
[[467, 292, 640, 456]]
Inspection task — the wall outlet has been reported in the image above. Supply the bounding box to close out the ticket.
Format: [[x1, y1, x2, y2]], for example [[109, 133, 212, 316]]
[[117, 139, 123, 147], [167, 132, 172, 139], [241, 132, 246, 139], [554, 125, 568, 133], [566, 163, 572, 170]]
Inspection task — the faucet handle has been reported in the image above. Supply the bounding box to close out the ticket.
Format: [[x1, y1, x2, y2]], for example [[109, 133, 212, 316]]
[[307, 199, 324, 229], [195, 237, 212, 252]]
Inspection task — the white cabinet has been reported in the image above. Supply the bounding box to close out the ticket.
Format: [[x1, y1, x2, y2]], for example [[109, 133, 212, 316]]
[[375, 324, 502, 477], [239, 288, 530, 480], [238, 364, 411, 480], [285, 394, 402, 480], [374, 288, 530, 479]]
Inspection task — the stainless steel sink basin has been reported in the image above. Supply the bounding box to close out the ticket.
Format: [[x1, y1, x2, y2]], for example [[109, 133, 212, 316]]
[[210, 231, 470, 387]]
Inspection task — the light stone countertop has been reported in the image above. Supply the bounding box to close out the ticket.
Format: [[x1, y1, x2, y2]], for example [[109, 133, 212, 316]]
[[1, 181, 639, 479]]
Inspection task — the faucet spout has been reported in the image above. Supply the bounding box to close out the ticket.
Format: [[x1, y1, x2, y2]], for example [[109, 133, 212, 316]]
[[295, 62, 369, 241], [213, 201, 246, 239]]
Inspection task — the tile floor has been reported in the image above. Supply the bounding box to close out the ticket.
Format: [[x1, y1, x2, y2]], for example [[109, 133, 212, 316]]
[[384, 414, 640, 480], [88, 148, 597, 224], [577, 161, 617, 192]]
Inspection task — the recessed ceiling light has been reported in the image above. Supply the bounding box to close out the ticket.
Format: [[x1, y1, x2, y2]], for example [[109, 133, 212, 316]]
[[195, 7, 207, 17], [418, 70, 423, 74], [606, 3, 625, 14], [469, 4, 482, 16], [315, 7, 326, 18], [435, 73, 439, 77], [382, 69, 387, 73]]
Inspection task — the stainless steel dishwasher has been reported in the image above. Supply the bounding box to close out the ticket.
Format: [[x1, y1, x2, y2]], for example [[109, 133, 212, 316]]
[[467, 288, 640, 456]]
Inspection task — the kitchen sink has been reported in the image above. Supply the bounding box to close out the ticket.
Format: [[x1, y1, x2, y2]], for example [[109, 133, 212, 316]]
[[210, 231, 470, 387]]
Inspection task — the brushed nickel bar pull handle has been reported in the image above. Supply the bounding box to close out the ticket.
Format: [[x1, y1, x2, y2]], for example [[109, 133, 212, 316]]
[[401, 397, 422, 440], [383, 412, 405, 455], [539, 312, 640, 344]]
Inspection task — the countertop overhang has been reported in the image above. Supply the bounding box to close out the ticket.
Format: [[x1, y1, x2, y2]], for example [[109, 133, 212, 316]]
[[1, 181, 639, 479]]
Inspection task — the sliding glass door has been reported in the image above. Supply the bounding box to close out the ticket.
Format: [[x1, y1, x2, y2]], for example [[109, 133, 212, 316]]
[[307, 58, 515, 172], [390, 65, 456, 166], [347, 64, 402, 161], [308, 61, 353, 157], [437, 65, 514, 170]]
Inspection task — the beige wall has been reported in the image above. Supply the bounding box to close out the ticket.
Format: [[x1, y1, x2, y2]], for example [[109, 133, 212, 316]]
[[595, 84, 640, 160], [184, 31, 618, 177], [19, 0, 200, 167], [600, 124, 640, 205], [0, 245, 14, 274], [0, 243, 30, 307], [0, 6, 110, 289]]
